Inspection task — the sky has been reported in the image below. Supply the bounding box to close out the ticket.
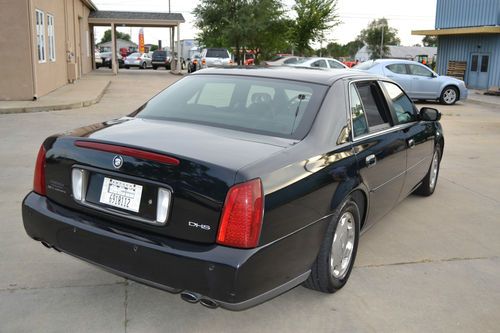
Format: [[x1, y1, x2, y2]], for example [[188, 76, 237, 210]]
[[92, 0, 437, 48]]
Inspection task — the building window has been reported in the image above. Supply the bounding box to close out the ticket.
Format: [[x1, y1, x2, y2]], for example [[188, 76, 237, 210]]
[[47, 14, 55, 61], [35, 10, 46, 63]]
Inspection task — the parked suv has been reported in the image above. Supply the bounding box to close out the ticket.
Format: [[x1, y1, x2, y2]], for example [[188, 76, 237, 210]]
[[151, 50, 171, 70], [200, 48, 233, 68]]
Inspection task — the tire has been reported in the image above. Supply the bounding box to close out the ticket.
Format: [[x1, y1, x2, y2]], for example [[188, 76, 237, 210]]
[[415, 144, 442, 196], [140, 62, 146, 69], [153, 66, 158, 70], [125, 66, 129, 69], [304, 197, 360, 293], [440, 86, 458, 105]]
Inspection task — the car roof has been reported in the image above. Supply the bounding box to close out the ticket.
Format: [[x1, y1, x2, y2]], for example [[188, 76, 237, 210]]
[[370, 59, 422, 65], [191, 67, 380, 86]]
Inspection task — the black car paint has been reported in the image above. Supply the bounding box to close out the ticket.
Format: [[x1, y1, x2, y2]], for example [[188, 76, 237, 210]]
[[22, 68, 443, 310]]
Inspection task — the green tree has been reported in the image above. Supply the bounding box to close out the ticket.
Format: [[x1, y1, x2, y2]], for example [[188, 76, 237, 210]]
[[358, 18, 400, 59], [194, 0, 288, 64], [150, 45, 159, 52], [100, 29, 132, 44], [291, 0, 340, 56], [422, 35, 437, 47]]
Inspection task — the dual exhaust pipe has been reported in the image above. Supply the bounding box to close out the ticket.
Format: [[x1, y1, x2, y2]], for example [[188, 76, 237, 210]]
[[180, 291, 219, 309], [39, 240, 218, 309]]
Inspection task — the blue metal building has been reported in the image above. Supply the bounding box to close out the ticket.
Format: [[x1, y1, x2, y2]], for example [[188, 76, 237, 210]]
[[413, 0, 500, 91]]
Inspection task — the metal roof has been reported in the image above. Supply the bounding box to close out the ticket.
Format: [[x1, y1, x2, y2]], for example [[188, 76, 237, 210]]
[[89, 11, 185, 27]]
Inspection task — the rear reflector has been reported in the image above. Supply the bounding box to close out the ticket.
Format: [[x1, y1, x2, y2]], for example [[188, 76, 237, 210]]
[[33, 144, 46, 196], [74, 141, 180, 166], [216, 179, 263, 249]]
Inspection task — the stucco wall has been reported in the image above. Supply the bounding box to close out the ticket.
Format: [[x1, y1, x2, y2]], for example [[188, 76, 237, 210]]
[[0, 0, 34, 101]]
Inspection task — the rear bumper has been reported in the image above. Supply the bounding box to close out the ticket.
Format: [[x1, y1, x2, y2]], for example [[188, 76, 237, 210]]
[[22, 192, 316, 310]]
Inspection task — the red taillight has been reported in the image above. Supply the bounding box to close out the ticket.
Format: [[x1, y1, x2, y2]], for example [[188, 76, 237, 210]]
[[137, 57, 142, 60], [216, 179, 263, 248], [33, 145, 46, 195], [74, 141, 180, 166]]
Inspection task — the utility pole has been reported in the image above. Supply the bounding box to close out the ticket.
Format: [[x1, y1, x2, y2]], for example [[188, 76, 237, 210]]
[[380, 25, 384, 58]]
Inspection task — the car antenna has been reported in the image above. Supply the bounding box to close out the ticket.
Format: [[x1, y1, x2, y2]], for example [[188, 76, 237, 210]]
[[290, 94, 306, 134]]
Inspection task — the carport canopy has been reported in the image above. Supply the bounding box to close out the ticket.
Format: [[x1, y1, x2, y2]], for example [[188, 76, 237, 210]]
[[89, 11, 185, 74]]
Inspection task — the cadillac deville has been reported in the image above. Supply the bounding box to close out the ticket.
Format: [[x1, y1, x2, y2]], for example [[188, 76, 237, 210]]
[[22, 68, 443, 310]]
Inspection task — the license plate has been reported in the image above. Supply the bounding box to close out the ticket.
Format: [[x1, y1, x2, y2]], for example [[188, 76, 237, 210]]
[[99, 177, 143, 212]]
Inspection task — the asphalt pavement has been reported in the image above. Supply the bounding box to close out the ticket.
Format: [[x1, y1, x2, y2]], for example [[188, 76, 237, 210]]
[[1, 70, 499, 333]]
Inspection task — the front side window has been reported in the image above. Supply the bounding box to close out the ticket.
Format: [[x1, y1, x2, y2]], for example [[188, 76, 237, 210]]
[[381, 81, 417, 124], [328, 60, 344, 69], [136, 75, 328, 139], [47, 14, 55, 61], [386, 63, 407, 74], [355, 81, 390, 130], [35, 10, 46, 63], [283, 57, 298, 64], [409, 64, 433, 77], [311, 60, 327, 68]]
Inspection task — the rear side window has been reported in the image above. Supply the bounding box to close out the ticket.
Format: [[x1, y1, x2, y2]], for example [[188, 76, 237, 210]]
[[408, 64, 433, 77], [283, 57, 298, 64], [206, 49, 229, 58], [386, 64, 407, 74], [381, 81, 417, 124], [349, 85, 369, 137], [355, 81, 390, 130]]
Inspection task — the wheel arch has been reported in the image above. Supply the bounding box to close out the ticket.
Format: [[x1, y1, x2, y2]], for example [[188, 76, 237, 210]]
[[330, 183, 369, 230], [441, 84, 460, 101]]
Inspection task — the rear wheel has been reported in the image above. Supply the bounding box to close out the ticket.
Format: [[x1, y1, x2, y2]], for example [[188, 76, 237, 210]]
[[304, 197, 360, 293], [124, 66, 129, 69], [415, 144, 442, 196], [141, 62, 147, 69], [152, 66, 158, 70], [440, 86, 458, 105]]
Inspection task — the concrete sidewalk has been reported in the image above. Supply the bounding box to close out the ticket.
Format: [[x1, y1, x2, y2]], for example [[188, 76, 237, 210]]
[[0, 75, 111, 114], [467, 89, 500, 108]]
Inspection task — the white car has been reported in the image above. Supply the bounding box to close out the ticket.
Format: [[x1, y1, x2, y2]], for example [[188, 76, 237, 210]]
[[124, 53, 152, 69], [355, 59, 468, 105], [200, 48, 234, 68], [288, 57, 348, 70]]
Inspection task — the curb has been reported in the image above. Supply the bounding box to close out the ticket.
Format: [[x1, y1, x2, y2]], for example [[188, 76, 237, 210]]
[[0, 80, 111, 114]]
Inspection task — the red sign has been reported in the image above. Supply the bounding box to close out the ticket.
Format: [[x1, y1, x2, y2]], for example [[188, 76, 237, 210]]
[[139, 28, 145, 53]]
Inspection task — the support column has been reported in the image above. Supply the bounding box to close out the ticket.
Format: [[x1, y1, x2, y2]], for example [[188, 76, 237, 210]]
[[90, 25, 96, 70], [170, 26, 174, 73], [176, 24, 181, 73], [111, 23, 118, 75]]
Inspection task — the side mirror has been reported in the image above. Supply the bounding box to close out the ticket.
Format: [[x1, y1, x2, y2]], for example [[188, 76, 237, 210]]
[[420, 107, 441, 121]]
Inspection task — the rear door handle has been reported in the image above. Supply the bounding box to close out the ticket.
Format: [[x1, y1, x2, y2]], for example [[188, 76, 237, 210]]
[[408, 138, 416, 149], [366, 154, 376, 168]]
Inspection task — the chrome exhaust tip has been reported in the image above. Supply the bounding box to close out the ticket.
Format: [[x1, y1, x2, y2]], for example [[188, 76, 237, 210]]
[[180, 291, 201, 304], [200, 297, 219, 309]]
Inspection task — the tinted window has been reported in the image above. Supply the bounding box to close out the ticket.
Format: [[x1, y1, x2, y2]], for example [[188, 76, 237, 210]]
[[137, 75, 328, 139], [328, 60, 344, 69], [311, 60, 327, 68], [381, 81, 417, 124], [206, 49, 229, 58], [386, 64, 407, 74], [129, 53, 140, 57], [153, 51, 166, 57], [350, 85, 369, 137], [283, 57, 298, 64], [481, 55, 489, 72], [471, 55, 478, 71], [408, 64, 433, 77], [355, 81, 390, 129]]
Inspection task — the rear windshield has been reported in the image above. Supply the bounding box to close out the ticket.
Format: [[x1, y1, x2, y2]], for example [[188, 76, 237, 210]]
[[153, 51, 167, 57], [354, 61, 376, 70], [136, 75, 328, 139], [128, 53, 140, 57], [206, 49, 229, 58]]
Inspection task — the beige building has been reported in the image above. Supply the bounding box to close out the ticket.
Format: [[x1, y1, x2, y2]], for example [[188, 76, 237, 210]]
[[0, 0, 96, 100], [0, 1, 184, 101]]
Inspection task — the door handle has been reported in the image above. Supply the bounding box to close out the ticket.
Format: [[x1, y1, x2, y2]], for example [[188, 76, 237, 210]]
[[366, 154, 376, 168], [408, 138, 416, 149]]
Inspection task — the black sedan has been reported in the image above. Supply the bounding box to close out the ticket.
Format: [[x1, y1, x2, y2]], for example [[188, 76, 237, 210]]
[[22, 68, 444, 310]]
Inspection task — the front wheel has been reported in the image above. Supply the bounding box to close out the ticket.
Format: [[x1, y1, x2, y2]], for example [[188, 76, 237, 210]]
[[415, 144, 442, 196], [440, 86, 458, 105], [304, 197, 360, 293], [140, 62, 147, 69]]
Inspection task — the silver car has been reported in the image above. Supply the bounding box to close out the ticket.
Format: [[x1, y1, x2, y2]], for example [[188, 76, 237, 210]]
[[124, 52, 152, 69], [355, 59, 468, 105], [289, 57, 348, 70], [200, 48, 233, 68]]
